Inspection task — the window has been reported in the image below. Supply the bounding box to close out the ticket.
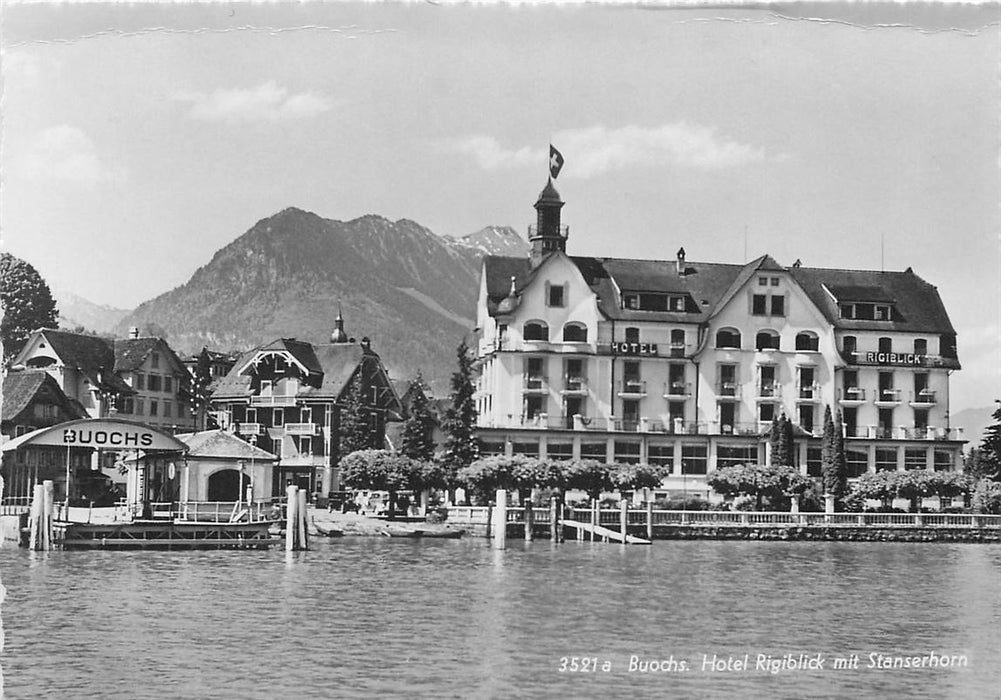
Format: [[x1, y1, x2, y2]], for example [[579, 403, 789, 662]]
[[135, 399, 145, 415], [135, 373, 145, 390], [878, 337, 892, 354], [806, 447, 823, 477], [771, 277, 780, 287], [798, 405, 815, 433], [615, 441, 641, 464], [547, 283, 565, 308], [798, 367, 816, 398], [914, 338, 927, 355], [759, 403, 775, 423], [878, 408, 894, 437], [878, 372, 896, 401], [934, 450, 954, 472], [670, 329, 685, 357], [163, 401, 172, 418], [524, 395, 545, 422], [718, 364, 738, 396], [842, 336, 857, 357], [149, 400, 159, 417], [580, 441, 607, 462], [914, 408, 929, 431], [875, 448, 897, 472], [758, 277, 768, 286], [771, 295, 785, 316], [546, 442, 573, 461], [164, 376, 173, 393], [621, 400, 640, 430], [668, 401, 684, 423], [669, 296, 686, 312], [875, 305, 891, 321], [148, 375, 162, 392], [904, 448, 926, 471], [795, 332, 819, 351], [648, 443, 674, 468], [847, 449, 868, 478], [512, 441, 539, 457], [842, 407, 858, 437], [479, 440, 506, 457], [564, 358, 585, 391], [273, 408, 284, 426], [717, 445, 756, 469], [681, 445, 708, 474], [562, 323, 587, 342], [755, 330, 780, 351], [119, 397, 134, 415], [151, 352, 160, 368], [752, 295, 767, 315], [623, 294, 639, 310], [624, 327, 640, 343], [523, 321, 548, 341], [715, 328, 741, 349]]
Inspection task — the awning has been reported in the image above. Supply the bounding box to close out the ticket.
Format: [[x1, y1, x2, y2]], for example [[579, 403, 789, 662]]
[[1, 418, 188, 453]]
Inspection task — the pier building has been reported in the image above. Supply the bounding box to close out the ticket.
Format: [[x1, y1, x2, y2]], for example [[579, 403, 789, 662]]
[[473, 180, 965, 497]]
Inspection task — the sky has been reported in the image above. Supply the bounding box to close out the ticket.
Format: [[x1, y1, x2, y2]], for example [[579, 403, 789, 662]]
[[1, 2, 999, 413]]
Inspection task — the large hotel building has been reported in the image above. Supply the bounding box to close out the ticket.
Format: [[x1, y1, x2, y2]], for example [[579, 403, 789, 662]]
[[473, 179, 964, 496]]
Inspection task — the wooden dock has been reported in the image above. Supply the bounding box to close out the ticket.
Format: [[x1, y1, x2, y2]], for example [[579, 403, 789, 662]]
[[53, 519, 279, 550], [562, 519, 651, 545]]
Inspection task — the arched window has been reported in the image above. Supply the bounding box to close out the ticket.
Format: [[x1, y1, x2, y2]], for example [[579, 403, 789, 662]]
[[795, 332, 819, 352], [756, 330, 780, 351], [523, 321, 548, 341], [715, 328, 741, 349], [563, 322, 588, 343]]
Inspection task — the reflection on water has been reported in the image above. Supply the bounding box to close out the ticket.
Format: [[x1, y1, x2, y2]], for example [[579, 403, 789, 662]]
[[0, 539, 999, 699]]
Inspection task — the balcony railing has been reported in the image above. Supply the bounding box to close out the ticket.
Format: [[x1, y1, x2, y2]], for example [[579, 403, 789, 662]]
[[523, 376, 548, 393], [797, 384, 820, 400], [561, 377, 588, 394], [910, 390, 937, 405], [875, 388, 902, 404], [669, 342, 687, 358], [649, 420, 707, 435], [618, 380, 647, 396], [285, 422, 317, 436], [716, 382, 741, 399], [527, 224, 569, 239], [839, 387, 866, 402], [236, 423, 262, 436], [756, 383, 782, 399], [719, 422, 766, 436], [250, 394, 298, 407], [664, 381, 691, 397]]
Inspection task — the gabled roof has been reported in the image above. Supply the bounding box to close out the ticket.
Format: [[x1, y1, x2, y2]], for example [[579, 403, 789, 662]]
[[114, 337, 170, 372], [28, 330, 134, 395], [236, 338, 324, 377], [174, 429, 277, 461], [788, 266, 956, 334], [1, 370, 85, 423]]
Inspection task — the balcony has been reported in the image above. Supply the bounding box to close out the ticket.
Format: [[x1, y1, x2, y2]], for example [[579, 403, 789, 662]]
[[874, 388, 902, 407], [285, 422, 318, 436], [718, 422, 766, 436], [523, 376, 548, 394], [909, 389, 937, 406], [251, 394, 298, 407], [561, 377, 588, 394], [839, 387, 866, 405], [669, 342, 688, 358], [716, 382, 741, 400], [617, 379, 647, 397], [649, 419, 707, 435], [613, 419, 643, 432], [236, 423, 262, 436], [755, 384, 782, 401], [796, 384, 821, 402], [663, 381, 692, 398]]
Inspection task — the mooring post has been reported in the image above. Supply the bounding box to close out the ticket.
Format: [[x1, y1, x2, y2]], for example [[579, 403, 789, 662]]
[[29, 484, 43, 550], [620, 500, 627, 543], [549, 497, 558, 543], [590, 499, 598, 542], [646, 500, 654, 541], [285, 485, 298, 551], [523, 499, 533, 541], [297, 489, 309, 551], [493, 488, 507, 550]]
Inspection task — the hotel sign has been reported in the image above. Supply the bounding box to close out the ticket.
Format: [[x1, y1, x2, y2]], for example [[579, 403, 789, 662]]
[[610, 342, 659, 357], [853, 352, 928, 367]]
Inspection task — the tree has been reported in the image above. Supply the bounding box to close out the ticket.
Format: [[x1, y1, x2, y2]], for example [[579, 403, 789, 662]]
[[965, 448, 1000, 482], [610, 463, 665, 497], [192, 347, 215, 430], [833, 410, 848, 490], [400, 372, 437, 461], [339, 449, 411, 519], [338, 372, 377, 457], [440, 338, 479, 492], [820, 405, 848, 498], [768, 412, 795, 467], [563, 460, 614, 502], [707, 464, 810, 510], [974, 402, 1001, 480], [972, 479, 1001, 514], [0, 253, 58, 365]]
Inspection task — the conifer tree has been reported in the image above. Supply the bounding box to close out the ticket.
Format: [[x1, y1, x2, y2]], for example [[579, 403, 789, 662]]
[[1, 253, 58, 365], [831, 409, 848, 496], [400, 372, 437, 461], [338, 371, 374, 456], [977, 402, 1001, 480], [440, 338, 479, 488]]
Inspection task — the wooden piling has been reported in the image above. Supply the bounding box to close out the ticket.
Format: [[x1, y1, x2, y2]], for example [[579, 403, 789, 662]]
[[646, 500, 654, 541], [523, 500, 533, 541], [492, 489, 507, 550], [549, 497, 558, 543], [29, 484, 43, 550], [43, 480, 54, 550], [590, 500, 598, 542], [297, 489, 309, 551], [620, 500, 627, 543], [285, 485, 298, 551]]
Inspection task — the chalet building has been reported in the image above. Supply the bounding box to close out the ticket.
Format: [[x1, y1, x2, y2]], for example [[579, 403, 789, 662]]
[[208, 314, 403, 497], [473, 179, 965, 496], [1, 370, 91, 504], [10, 328, 196, 433]]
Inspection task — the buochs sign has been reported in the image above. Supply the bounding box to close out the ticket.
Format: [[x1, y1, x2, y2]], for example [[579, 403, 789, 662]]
[[0, 418, 187, 452]]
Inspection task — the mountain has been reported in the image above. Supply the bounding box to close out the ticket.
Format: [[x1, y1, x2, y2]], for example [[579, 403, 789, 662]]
[[953, 406, 997, 447], [54, 289, 132, 334], [116, 209, 529, 395]]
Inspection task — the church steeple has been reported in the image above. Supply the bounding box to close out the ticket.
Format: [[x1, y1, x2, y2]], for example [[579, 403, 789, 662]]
[[330, 305, 350, 344], [529, 178, 568, 262]]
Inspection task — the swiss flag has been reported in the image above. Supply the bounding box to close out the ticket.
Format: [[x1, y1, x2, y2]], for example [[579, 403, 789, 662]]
[[549, 144, 564, 179]]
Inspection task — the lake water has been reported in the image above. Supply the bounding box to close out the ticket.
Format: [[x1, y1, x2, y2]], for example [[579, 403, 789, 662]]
[[1, 538, 999, 699]]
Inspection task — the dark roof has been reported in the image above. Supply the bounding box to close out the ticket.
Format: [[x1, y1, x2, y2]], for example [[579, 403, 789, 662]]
[[174, 430, 277, 461], [788, 267, 956, 334], [823, 284, 896, 304], [1, 370, 86, 423], [483, 253, 957, 335], [32, 330, 134, 395], [113, 337, 161, 372]]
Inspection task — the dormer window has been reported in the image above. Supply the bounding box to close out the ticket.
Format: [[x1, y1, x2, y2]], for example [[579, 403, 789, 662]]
[[622, 291, 690, 312]]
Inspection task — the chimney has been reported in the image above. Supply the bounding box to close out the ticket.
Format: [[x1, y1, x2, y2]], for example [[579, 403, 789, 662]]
[[128, 327, 140, 339], [676, 247, 686, 276]]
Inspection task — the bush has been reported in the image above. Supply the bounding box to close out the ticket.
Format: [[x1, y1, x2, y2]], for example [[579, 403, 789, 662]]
[[733, 498, 757, 511]]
